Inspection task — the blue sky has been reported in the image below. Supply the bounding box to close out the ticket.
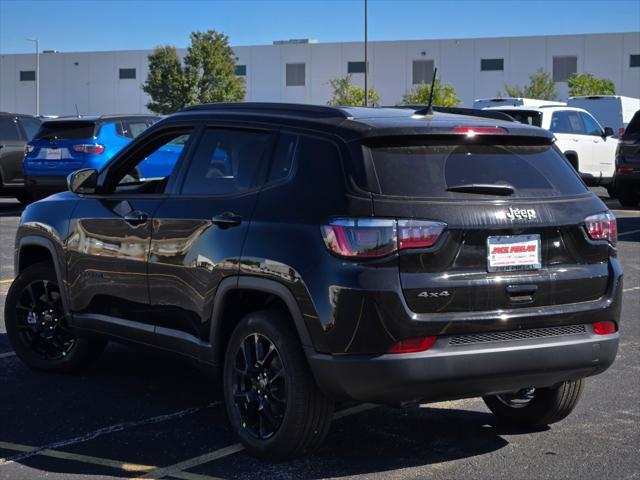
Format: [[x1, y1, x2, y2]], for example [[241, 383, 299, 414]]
[[1, 0, 639, 54]]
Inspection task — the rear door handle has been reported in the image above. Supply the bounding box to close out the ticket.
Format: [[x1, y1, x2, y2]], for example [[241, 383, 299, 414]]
[[123, 210, 149, 226], [211, 212, 242, 228]]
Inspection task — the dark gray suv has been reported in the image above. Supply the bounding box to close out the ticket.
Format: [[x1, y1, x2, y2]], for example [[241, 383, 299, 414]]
[[0, 112, 41, 203], [5, 103, 622, 460]]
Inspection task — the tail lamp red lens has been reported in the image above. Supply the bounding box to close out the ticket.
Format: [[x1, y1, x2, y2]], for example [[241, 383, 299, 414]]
[[321, 219, 446, 259], [388, 336, 437, 354], [73, 144, 105, 154], [617, 167, 633, 174], [584, 212, 617, 245], [592, 321, 617, 335]]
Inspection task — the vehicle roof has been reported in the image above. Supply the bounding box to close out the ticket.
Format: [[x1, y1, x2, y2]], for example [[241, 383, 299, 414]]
[[41, 114, 157, 123], [170, 103, 553, 141]]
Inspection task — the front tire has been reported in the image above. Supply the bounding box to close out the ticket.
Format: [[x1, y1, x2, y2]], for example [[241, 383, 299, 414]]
[[5, 262, 106, 372], [483, 380, 584, 428], [223, 310, 334, 460]]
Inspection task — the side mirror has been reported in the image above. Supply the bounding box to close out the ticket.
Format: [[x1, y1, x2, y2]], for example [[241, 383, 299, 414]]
[[603, 127, 614, 137], [67, 168, 98, 194]]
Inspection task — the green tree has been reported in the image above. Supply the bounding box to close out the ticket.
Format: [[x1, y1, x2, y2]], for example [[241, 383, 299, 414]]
[[143, 30, 245, 114], [568, 72, 615, 96], [401, 79, 460, 107], [327, 75, 380, 106], [503, 68, 557, 100], [184, 30, 245, 104], [142, 46, 190, 114]]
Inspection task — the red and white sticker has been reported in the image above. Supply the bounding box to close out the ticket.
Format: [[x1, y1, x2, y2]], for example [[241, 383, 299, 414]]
[[487, 235, 541, 272]]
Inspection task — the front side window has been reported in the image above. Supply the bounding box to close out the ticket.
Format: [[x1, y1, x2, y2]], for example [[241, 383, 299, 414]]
[[181, 128, 271, 195], [580, 112, 603, 136], [550, 111, 586, 135]]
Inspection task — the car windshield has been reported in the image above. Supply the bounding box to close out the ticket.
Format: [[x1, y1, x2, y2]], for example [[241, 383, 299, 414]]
[[367, 139, 587, 199], [34, 121, 96, 140]]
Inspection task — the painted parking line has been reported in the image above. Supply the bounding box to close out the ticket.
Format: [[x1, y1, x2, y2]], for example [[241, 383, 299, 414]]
[[0, 352, 15, 359], [619, 228, 640, 237], [0, 440, 221, 480], [623, 286, 640, 293], [0, 402, 220, 466], [140, 403, 378, 479]]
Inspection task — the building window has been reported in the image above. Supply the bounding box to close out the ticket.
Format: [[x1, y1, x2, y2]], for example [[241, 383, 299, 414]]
[[235, 65, 247, 76], [552, 56, 577, 82], [481, 58, 504, 71], [347, 61, 367, 74], [631, 54, 640, 68], [20, 70, 35, 81], [412, 60, 434, 85], [286, 63, 305, 86], [119, 68, 136, 80]]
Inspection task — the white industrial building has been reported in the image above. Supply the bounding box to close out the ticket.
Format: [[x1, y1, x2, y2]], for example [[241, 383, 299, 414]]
[[1, 32, 639, 116]]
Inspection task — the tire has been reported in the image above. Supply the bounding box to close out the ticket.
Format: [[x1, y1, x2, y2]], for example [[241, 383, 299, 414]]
[[5, 262, 107, 372], [483, 379, 584, 428], [223, 310, 334, 460], [617, 185, 639, 207]]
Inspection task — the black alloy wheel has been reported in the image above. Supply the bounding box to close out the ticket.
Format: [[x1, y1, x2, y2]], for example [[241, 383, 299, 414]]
[[231, 333, 287, 440]]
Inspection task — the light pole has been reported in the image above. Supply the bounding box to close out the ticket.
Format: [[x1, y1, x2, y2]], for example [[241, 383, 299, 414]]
[[364, 0, 368, 107], [26, 38, 40, 116]]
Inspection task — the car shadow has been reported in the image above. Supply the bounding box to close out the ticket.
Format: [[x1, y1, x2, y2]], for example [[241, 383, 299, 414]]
[[0, 197, 24, 217], [0, 337, 548, 479]]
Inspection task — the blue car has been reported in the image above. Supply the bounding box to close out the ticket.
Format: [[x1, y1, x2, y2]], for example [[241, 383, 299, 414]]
[[24, 114, 165, 197]]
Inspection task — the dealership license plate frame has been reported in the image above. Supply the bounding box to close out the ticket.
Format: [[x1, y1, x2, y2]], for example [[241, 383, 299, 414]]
[[44, 148, 62, 160], [486, 234, 542, 273]]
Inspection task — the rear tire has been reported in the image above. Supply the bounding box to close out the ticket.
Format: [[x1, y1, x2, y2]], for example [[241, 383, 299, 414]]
[[483, 379, 584, 427], [223, 310, 334, 460], [5, 262, 106, 372], [617, 185, 639, 207]]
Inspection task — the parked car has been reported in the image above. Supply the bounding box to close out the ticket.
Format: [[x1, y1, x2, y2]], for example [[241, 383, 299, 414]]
[[485, 105, 618, 195], [0, 112, 41, 204], [568, 95, 640, 137], [23, 114, 158, 198], [6, 103, 621, 460], [473, 97, 565, 109], [614, 109, 640, 206]]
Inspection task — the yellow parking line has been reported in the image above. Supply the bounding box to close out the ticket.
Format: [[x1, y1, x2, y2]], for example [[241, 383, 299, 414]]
[[0, 278, 14, 284], [0, 352, 16, 359]]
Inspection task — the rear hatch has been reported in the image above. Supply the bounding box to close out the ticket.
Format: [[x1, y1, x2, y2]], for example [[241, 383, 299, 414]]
[[617, 111, 640, 168], [365, 135, 613, 314], [25, 120, 98, 175]]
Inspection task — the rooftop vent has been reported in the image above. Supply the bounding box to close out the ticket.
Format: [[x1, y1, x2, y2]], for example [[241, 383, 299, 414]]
[[273, 39, 319, 45]]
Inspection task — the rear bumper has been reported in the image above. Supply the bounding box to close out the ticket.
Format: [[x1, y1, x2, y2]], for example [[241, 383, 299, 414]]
[[308, 329, 619, 404]]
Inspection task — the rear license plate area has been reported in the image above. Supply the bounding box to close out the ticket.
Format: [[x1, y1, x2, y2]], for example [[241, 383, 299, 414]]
[[487, 234, 541, 272]]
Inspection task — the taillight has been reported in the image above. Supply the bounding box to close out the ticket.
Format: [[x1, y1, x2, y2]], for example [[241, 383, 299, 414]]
[[452, 126, 508, 136], [617, 167, 634, 174], [388, 336, 437, 354], [321, 218, 446, 259], [73, 144, 105, 154], [584, 212, 617, 246], [592, 321, 617, 335]]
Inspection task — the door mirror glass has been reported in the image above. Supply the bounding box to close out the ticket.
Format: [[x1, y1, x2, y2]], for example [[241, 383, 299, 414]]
[[67, 168, 98, 194], [603, 127, 614, 137]]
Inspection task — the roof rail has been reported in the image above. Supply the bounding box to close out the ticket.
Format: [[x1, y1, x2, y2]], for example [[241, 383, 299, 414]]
[[407, 105, 518, 122], [180, 102, 351, 119]]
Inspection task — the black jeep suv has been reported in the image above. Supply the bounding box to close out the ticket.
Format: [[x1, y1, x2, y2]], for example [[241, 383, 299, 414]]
[[6, 103, 622, 459]]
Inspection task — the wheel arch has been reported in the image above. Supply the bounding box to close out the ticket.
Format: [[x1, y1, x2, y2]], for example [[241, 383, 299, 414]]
[[209, 276, 314, 366]]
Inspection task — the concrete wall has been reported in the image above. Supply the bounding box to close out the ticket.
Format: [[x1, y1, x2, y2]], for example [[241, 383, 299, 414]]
[[1, 32, 638, 116]]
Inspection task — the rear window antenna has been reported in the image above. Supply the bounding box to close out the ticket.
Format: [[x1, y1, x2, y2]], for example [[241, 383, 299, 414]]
[[424, 67, 438, 116]]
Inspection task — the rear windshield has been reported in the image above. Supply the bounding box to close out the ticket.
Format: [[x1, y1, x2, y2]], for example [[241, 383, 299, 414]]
[[34, 121, 96, 140], [368, 140, 587, 199], [494, 110, 542, 127]]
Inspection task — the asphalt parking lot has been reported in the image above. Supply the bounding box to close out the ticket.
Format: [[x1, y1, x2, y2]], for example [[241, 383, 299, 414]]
[[0, 189, 638, 480]]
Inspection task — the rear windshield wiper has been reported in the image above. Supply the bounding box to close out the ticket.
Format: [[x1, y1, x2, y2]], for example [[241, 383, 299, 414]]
[[446, 183, 514, 196]]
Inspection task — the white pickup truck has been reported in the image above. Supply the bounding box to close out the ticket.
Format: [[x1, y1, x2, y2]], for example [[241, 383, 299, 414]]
[[485, 105, 618, 195]]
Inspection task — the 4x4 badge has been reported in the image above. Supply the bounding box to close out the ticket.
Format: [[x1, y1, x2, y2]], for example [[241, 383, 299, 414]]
[[505, 207, 537, 221], [418, 290, 451, 298]]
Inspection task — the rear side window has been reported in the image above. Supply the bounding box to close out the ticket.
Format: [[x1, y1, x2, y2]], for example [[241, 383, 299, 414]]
[[368, 140, 587, 199], [496, 110, 542, 127], [267, 133, 298, 183], [35, 121, 96, 140], [181, 128, 271, 195], [0, 117, 20, 141], [19, 117, 41, 140]]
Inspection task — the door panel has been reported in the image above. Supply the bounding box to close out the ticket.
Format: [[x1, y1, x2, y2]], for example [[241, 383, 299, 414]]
[[0, 116, 25, 186], [66, 197, 161, 323]]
